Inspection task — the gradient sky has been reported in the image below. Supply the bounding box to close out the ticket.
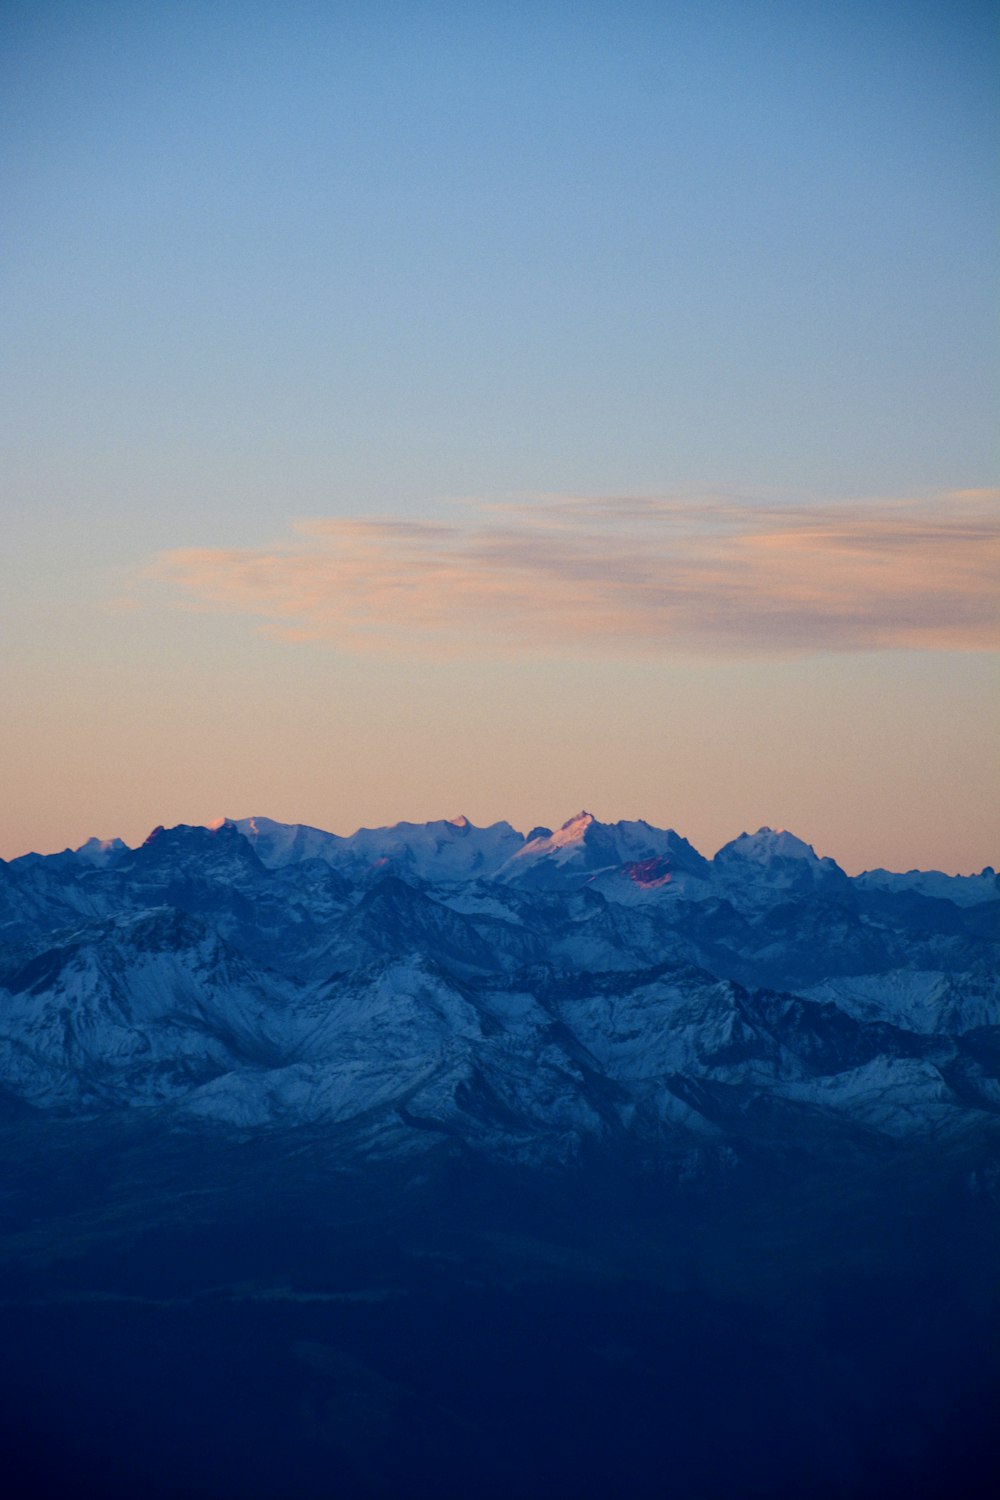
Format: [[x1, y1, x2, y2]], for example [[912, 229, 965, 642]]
[[2, 0, 997, 873]]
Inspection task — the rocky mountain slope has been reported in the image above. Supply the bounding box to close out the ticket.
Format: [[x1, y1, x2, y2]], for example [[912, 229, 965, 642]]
[[1, 812, 996, 1174], [2, 811, 998, 1500]]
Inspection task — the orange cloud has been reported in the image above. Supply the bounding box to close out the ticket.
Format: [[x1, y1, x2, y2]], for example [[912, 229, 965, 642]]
[[146, 490, 999, 658]]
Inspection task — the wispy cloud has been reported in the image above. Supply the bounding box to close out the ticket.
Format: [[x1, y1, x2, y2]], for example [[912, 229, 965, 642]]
[[146, 490, 999, 658]]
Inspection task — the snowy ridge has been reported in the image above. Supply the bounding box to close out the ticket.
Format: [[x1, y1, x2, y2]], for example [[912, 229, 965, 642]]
[[1, 811, 996, 1172], [854, 865, 999, 907], [11, 813, 993, 899], [496, 812, 712, 892], [232, 813, 524, 884]]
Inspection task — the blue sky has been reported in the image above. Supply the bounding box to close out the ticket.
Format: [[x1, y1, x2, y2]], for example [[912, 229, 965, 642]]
[[1, 0, 997, 869]]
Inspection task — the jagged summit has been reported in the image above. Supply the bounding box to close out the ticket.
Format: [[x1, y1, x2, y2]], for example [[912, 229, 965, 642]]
[[16, 813, 996, 895], [720, 827, 822, 861], [855, 864, 1000, 907], [561, 809, 595, 828], [713, 825, 849, 905], [74, 836, 128, 866]]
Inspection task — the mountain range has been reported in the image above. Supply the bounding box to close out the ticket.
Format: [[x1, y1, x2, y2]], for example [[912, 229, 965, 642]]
[[2, 810, 998, 1498], [2, 810, 996, 1167]]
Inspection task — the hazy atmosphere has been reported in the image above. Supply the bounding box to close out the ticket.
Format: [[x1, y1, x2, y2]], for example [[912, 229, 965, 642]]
[[2, 0, 997, 871], [2, 11, 999, 1498]]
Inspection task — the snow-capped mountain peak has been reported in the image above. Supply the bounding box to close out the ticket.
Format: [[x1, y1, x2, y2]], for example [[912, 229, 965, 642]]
[[548, 810, 595, 845], [712, 826, 850, 908], [231, 815, 346, 868], [719, 827, 820, 863], [495, 813, 708, 891], [231, 813, 524, 883], [74, 836, 128, 867]]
